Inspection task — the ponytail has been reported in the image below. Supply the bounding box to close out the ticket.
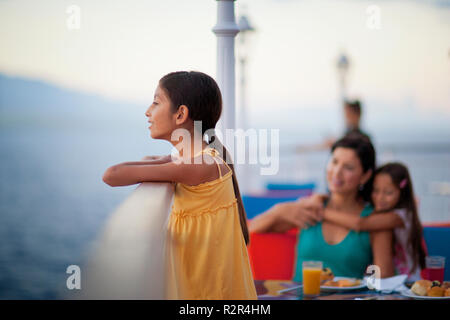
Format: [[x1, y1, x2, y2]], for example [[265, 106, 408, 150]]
[[206, 130, 250, 245]]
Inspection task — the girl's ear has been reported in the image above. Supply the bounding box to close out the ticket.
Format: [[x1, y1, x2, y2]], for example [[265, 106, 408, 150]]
[[360, 169, 373, 186], [175, 105, 189, 125]]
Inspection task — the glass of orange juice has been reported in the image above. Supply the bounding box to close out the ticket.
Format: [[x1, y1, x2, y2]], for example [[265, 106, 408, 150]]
[[302, 261, 322, 297]]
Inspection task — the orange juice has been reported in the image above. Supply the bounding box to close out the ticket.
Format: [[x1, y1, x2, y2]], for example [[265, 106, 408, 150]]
[[302, 261, 323, 296], [303, 268, 322, 295]]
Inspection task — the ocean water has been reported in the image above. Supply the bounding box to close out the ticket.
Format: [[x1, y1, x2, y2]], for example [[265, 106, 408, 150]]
[[0, 122, 449, 299], [0, 124, 169, 299]]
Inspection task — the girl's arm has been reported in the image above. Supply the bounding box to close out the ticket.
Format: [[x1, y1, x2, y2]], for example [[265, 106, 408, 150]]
[[140, 155, 173, 164], [370, 230, 395, 278], [102, 158, 216, 187], [323, 209, 404, 232], [103, 155, 173, 170]]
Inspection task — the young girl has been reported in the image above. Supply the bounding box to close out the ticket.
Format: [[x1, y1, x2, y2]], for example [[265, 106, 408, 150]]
[[102, 71, 257, 299], [316, 162, 426, 281]]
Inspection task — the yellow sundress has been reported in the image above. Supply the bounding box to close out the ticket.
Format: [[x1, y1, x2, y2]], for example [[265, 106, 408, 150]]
[[165, 147, 257, 300]]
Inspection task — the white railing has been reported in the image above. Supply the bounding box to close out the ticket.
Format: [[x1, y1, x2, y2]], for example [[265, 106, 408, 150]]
[[76, 183, 174, 299]]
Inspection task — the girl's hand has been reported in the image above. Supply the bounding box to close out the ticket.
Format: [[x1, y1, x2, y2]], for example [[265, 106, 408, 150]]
[[296, 197, 325, 226], [274, 200, 323, 229], [297, 195, 325, 219], [297, 193, 326, 207]]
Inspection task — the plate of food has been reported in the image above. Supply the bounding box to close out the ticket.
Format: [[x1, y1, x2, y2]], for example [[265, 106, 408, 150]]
[[319, 268, 366, 292], [400, 280, 450, 300]]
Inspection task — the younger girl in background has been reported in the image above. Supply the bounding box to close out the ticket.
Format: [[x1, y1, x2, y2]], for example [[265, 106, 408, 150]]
[[318, 162, 426, 281], [102, 71, 257, 299]]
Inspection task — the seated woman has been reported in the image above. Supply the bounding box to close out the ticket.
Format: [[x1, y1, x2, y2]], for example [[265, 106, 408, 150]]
[[248, 135, 395, 281], [314, 162, 426, 281]]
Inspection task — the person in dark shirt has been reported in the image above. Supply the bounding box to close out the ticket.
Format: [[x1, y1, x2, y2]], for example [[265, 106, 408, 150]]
[[343, 99, 371, 141], [295, 99, 372, 153]]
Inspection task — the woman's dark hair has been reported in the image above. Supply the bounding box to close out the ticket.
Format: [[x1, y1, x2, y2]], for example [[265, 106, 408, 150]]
[[159, 71, 250, 245], [375, 162, 426, 273], [331, 133, 376, 202]]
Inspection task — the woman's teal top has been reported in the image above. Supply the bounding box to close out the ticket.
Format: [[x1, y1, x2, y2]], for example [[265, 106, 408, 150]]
[[293, 203, 374, 282]]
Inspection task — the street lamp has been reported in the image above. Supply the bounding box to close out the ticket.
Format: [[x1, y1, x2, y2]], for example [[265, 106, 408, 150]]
[[236, 14, 255, 194], [237, 15, 255, 131], [212, 0, 240, 143], [336, 52, 350, 102]]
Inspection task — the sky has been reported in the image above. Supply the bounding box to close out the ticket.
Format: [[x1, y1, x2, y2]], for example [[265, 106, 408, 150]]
[[0, 0, 449, 140]]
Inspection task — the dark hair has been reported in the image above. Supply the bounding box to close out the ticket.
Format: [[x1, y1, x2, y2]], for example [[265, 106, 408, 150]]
[[345, 99, 362, 116], [331, 134, 376, 202], [375, 162, 426, 273], [159, 71, 250, 245]]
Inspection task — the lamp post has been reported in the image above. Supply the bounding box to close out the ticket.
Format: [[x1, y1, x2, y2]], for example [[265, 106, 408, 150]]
[[336, 53, 350, 102], [237, 15, 255, 131], [236, 14, 255, 193], [212, 0, 240, 149]]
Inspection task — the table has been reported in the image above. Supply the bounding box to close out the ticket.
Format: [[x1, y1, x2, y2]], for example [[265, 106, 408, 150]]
[[254, 280, 413, 300]]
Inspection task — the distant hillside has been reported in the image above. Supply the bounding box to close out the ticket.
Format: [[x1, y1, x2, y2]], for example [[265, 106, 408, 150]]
[[0, 73, 143, 129]]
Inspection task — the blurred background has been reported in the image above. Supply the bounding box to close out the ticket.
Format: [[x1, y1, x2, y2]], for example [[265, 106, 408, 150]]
[[0, 0, 449, 299]]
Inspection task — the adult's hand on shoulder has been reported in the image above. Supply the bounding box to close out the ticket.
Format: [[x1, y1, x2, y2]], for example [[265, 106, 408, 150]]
[[272, 202, 306, 229], [297, 193, 325, 208], [300, 200, 324, 228], [296, 195, 325, 221], [274, 200, 323, 229]]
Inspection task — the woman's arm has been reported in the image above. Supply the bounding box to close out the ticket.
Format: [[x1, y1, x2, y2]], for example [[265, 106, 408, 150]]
[[248, 203, 297, 234], [370, 230, 395, 278], [323, 209, 404, 232], [248, 198, 323, 234], [102, 158, 216, 187]]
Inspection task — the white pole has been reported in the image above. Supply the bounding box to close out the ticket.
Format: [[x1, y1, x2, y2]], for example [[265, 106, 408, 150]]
[[239, 55, 247, 131], [237, 53, 250, 193], [212, 0, 239, 146]]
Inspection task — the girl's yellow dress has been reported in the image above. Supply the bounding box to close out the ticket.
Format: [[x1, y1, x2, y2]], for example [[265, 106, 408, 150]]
[[165, 147, 257, 299]]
